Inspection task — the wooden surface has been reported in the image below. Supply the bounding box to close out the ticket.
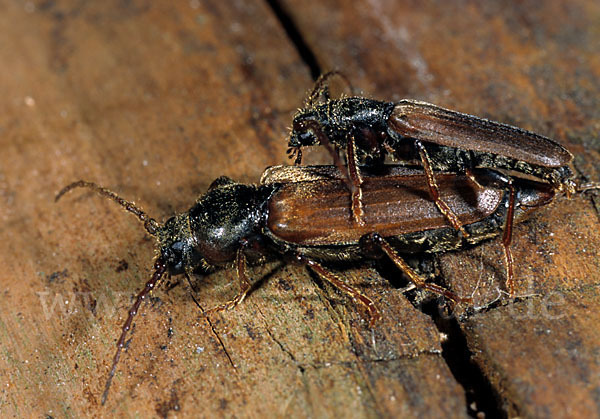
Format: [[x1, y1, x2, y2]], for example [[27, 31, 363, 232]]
[[0, 1, 599, 417]]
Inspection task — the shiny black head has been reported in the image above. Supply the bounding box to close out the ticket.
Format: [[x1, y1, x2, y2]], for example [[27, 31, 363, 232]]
[[289, 97, 394, 148], [159, 213, 205, 275], [158, 177, 274, 275]]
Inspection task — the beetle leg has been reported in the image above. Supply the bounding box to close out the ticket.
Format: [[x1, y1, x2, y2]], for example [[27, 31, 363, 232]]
[[467, 169, 518, 297], [415, 141, 470, 237], [363, 233, 473, 305], [292, 254, 381, 325], [464, 167, 484, 188], [345, 132, 366, 226], [203, 247, 252, 315], [292, 119, 366, 225], [307, 127, 367, 225], [465, 169, 518, 297], [164, 274, 181, 293], [295, 119, 360, 206], [502, 182, 516, 296], [297, 119, 365, 225]]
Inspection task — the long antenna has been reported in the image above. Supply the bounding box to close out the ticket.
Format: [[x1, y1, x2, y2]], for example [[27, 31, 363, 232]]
[[101, 258, 167, 405], [55, 180, 159, 235], [306, 70, 354, 107], [576, 181, 600, 193]]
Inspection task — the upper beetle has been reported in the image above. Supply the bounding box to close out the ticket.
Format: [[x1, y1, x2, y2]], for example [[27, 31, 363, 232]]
[[288, 72, 575, 230]]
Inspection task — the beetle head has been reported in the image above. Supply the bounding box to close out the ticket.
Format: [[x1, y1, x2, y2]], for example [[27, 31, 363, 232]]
[[289, 98, 393, 150], [159, 214, 206, 275], [289, 105, 332, 148]]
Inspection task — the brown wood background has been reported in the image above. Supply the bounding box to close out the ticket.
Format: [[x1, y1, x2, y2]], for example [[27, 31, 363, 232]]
[[1, 0, 599, 417]]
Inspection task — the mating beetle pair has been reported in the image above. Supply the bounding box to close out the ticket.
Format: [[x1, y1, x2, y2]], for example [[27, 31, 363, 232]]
[[56, 73, 598, 403], [288, 71, 596, 295]]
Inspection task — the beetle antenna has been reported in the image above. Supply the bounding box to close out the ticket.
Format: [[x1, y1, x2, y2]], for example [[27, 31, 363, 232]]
[[306, 71, 354, 107], [576, 181, 600, 193], [55, 180, 160, 236], [101, 258, 167, 405]]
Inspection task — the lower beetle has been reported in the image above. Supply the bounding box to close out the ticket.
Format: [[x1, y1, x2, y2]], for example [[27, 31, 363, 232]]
[[56, 164, 571, 403]]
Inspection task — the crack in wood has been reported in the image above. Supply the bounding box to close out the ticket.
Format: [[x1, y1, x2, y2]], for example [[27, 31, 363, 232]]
[[264, 0, 322, 79]]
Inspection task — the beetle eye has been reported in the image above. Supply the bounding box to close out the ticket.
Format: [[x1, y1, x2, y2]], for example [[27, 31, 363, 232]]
[[164, 247, 178, 264], [292, 117, 306, 132], [161, 241, 187, 273], [298, 130, 316, 144]]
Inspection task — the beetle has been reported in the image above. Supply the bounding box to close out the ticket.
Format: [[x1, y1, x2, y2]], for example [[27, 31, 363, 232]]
[[288, 72, 576, 233], [55, 164, 560, 403]]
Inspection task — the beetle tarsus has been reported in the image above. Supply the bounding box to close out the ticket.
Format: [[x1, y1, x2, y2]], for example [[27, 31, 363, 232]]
[[203, 248, 252, 315]]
